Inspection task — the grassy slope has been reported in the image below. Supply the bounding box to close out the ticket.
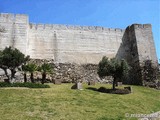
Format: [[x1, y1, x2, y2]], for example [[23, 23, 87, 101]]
[[0, 84, 159, 120]]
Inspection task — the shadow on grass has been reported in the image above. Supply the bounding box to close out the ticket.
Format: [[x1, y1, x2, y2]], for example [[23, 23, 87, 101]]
[[87, 87, 131, 95]]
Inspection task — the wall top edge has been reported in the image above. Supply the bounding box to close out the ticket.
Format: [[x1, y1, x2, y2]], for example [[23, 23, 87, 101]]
[[0, 13, 152, 31], [129, 23, 152, 29], [0, 13, 28, 17], [29, 23, 125, 32]]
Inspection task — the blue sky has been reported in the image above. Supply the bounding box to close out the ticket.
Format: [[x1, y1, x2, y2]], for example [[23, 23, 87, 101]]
[[0, 0, 160, 63]]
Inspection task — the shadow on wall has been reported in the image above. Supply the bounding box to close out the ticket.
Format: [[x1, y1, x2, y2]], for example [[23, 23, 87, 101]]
[[115, 25, 142, 85]]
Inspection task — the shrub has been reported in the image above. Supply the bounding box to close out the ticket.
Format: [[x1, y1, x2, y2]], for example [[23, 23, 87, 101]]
[[142, 60, 158, 82], [0, 82, 50, 88]]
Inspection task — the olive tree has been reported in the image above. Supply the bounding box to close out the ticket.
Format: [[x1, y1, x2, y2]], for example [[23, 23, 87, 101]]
[[97, 57, 129, 90], [0, 47, 29, 83]]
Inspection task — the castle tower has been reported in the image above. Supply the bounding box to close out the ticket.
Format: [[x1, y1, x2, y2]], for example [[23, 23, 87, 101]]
[[0, 13, 28, 54]]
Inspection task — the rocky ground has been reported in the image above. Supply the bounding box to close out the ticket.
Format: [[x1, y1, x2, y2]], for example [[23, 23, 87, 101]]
[[0, 59, 113, 84]]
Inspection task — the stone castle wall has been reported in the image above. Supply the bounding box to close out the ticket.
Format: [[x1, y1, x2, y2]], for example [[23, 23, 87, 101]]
[[0, 13, 125, 64], [28, 23, 124, 64], [0, 13, 158, 84]]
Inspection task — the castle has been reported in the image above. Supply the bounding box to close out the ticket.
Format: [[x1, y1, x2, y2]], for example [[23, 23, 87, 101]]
[[0, 13, 158, 84]]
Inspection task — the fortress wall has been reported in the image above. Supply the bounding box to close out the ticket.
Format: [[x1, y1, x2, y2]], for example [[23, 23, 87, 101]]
[[0, 13, 14, 49], [0, 13, 158, 66], [0, 13, 159, 84], [0, 13, 28, 54], [117, 24, 158, 85], [134, 24, 158, 66], [13, 14, 28, 54], [28, 24, 55, 59], [125, 25, 142, 85], [28, 23, 124, 64]]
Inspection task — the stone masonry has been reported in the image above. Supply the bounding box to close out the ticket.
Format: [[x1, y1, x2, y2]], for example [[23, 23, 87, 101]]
[[0, 13, 158, 84]]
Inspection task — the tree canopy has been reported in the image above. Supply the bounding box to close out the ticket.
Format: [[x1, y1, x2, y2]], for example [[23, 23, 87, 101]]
[[0, 46, 29, 82], [37, 63, 53, 84], [98, 56, 130, 90]]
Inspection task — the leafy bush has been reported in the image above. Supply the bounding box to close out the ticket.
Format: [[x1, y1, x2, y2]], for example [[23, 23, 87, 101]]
[[0, 82, 10, 87], [142, 60, 158, 82], [0, 82, 50, 88]]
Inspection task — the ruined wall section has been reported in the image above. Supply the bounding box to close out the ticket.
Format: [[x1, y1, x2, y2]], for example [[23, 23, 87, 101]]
[[28, 24, 124, 64], [0, 13, 28, 54]]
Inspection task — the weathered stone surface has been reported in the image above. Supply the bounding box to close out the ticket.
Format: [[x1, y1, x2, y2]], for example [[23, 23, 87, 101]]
[[0, 59, 113, 83], [77, 82, 82, 89], [117, 82, 123, 86], [88, 81, 96, 85], [0, 13, 124, 64], [53, 79, 61, 84], [71, 82, 82, 90]]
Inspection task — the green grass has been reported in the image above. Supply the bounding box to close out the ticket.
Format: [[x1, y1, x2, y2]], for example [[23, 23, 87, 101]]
[[0, 83, 159, 120], [0, 82, 50, 88]]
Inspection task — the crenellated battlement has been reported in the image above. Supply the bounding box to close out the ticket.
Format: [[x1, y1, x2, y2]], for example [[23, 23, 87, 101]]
[[29, 23, 125, 32], [0, 13, 14, 23], [129, 24, 152, 29], [0, 13, 125, 32]]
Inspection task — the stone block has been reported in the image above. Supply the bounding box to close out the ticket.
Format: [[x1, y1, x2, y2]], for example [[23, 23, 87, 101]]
[[53, 79, 61, 84], [71, 82, 82, 90], [88, 81, 96, 85], [77, 82, 82, 89], [117, 82, 123, 86]]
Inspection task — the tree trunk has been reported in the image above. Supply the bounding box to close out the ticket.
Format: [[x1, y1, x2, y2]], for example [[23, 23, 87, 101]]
[[24, 73, 27, 83], [42, 72, 46, 84], [30, 72, 34, 83], [112, 77, 116, 90], [4, 68, 10, 83], [11, 69, 16, 82]]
